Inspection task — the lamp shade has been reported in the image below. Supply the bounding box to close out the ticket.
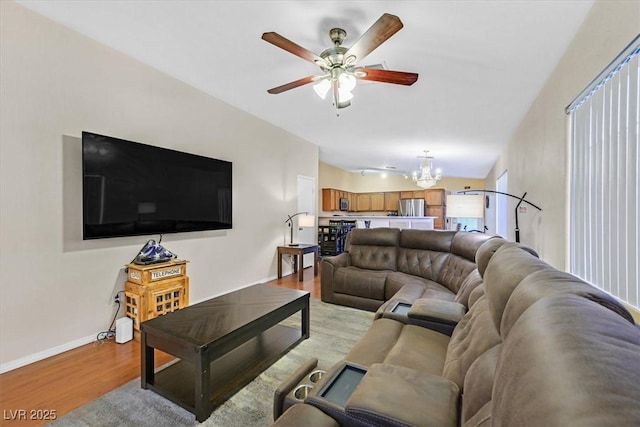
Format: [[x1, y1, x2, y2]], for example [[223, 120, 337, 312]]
[[313, 79, 331, 99], [446, 195, 484, 218], [298, 214, 315, 227]]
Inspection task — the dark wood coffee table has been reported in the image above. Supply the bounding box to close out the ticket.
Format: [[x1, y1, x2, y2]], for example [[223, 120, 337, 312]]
[[140, 284, 310, 422]]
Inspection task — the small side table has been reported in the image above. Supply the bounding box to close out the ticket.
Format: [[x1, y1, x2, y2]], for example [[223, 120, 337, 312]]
[[277, 244, 319, 282]]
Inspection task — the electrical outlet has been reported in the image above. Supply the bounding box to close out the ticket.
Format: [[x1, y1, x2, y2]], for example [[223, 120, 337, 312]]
[[114, 294, 120, 304]]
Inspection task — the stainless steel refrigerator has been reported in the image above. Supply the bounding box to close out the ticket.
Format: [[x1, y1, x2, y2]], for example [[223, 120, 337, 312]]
[[398, 199, 425, 216]]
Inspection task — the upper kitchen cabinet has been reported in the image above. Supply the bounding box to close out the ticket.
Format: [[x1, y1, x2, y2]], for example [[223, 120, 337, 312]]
[[322, 188, 354, 211], [370, 193, 385, 211], [400, 190, 427, 199], [322, 188, 338, 211], [384, 192, 400, 211], [356, 193, 371, 211], [425, 189, 446, 206]]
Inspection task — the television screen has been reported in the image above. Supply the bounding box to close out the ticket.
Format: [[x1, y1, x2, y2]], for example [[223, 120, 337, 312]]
[[82, 132, 232, 239]]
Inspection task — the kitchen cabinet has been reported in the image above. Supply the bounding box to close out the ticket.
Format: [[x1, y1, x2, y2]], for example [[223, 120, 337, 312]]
[[425, 189, 446, 206], [400, 190, 426, 199], [424, 189, 446, 229], [322, 188, 338, 211], [399, 191, 414, 199], [384, 192, 400, 211], [356, 193, 371, 211], [427, 206, 446, 230], [323, 188, 444, 215], [323, 188, 354, 211], [370, 193, 385, 211]]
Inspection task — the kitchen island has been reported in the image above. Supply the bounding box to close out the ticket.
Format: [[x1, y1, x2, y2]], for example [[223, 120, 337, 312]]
[[319, 216, 438, 230]]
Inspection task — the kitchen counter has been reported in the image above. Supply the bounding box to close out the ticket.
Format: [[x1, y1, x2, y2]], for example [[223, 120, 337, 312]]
[[319, 216, 437, 230]]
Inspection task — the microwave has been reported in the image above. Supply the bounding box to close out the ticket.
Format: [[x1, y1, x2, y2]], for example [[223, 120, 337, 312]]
[[339, 198, 349, 211]]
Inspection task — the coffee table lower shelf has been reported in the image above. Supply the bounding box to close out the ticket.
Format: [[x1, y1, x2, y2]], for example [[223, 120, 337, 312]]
[[146, 323, 303, 419]]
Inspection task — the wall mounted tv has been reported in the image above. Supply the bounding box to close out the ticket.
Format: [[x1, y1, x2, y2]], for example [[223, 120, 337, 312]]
[[82, 131, 232, 240]]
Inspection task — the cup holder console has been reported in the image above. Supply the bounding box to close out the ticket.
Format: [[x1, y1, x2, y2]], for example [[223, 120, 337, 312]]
[[275, 359, 367, 424], [391, 301, 412, 315], [274, 359, 328, 420], [309, 369, 326, 383], [293, 384, 313, 400]]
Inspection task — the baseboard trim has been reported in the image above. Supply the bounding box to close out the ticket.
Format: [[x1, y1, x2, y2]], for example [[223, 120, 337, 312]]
[[0, 333, 97, 374]]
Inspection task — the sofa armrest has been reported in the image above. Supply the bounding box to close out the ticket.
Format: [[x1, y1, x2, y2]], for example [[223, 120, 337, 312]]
[[322, 252, 351, 268], [320, 253, 351, 304], [345, 363, 460, 427], [273, 358, 318, 420], [407, 299, 466, 336]]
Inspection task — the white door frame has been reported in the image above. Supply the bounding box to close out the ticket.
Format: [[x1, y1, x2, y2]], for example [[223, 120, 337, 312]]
[[297, 175, 316, 268], [496, 170, 508, 239]]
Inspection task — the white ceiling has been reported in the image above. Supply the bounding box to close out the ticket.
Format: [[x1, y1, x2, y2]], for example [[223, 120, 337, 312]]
[[17, 0, 594, 179]]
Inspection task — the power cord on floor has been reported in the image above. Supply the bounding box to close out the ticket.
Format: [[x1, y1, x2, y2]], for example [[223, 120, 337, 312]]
[[96, 291, 125, 342]]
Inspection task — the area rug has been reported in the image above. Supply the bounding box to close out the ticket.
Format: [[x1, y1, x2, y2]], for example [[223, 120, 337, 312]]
[[48, 299, 374, 426]]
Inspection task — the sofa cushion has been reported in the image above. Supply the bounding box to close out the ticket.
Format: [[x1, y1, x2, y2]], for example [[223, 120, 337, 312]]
[[345, 319, 449, 376], [483, 243, 549, 333], [451, 232, 496, 262], [397, 248, 450, 281], [437, 255, 478, 294], [345, 228, 400, 271], [492, 294, 640, 426], [400, 229, 456, 251], [467, 284, 486, 308], [455, 269, 482, 307], [442, 295, 501, 389], [349, 245, 398, 271], [462, 344, 501, 423], [346, 227, 401, 248], [345, 318, 405, 366], [500, 268, 635, 338], [475, 238, 508, 278], [463, 402, 492, 427], [386, 271, 455, 301], [333, 266, 388, 301], [346, 364, 460, 427], [382, 324, 450, 375]]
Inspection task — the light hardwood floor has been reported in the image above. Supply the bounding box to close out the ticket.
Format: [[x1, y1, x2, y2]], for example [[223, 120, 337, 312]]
[[0, 268, 321, 427]]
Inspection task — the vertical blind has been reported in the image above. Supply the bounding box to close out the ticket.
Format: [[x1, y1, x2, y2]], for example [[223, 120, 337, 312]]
[[567, 35, 640, 309]]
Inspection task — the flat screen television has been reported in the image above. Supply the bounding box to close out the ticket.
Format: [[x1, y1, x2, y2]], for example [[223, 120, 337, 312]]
[[82, 131, 232, 240]]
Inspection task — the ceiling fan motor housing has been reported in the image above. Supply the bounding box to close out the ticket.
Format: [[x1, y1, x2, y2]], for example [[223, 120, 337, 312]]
[[320, 46, 348, 67], [329, 28, 346, 46]]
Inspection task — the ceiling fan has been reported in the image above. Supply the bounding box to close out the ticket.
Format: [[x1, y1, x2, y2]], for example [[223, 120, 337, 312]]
[[261, 13, 418, 112]]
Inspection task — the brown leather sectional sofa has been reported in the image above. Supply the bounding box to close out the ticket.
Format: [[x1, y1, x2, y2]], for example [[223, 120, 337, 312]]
[[273, 229, 640, 427], [321, 228, 496, 314]]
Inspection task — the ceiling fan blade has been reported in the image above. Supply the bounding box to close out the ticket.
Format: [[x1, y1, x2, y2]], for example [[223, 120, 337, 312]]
[[267, 75, 317, 94], [356, 68, 418, 86], [344, 13, 403, 64], [262, 32, 327, 67]]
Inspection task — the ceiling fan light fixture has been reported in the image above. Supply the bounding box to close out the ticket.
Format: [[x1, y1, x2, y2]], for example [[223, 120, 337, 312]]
[[338, 72, 357, 91], [313, 79, 331, 99], [338, 86, 354, 102]]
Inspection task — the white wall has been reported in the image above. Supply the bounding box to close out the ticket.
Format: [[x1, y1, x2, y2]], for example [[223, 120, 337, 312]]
[[0, 2, 318, 371], [486, 0, 640, 268]]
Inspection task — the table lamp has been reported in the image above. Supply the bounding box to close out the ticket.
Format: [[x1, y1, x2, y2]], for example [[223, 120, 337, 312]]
[[285, 212, 315, 246]]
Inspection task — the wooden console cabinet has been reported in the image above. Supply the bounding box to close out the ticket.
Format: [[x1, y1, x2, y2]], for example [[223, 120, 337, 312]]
[[124, 260, 189, 331]]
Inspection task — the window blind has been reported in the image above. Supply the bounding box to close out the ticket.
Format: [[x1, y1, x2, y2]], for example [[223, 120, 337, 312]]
[[567, 34, 639, 309]]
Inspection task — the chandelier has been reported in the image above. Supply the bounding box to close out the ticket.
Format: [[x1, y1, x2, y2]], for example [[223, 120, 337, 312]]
[[412, 151, 442, 189]]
